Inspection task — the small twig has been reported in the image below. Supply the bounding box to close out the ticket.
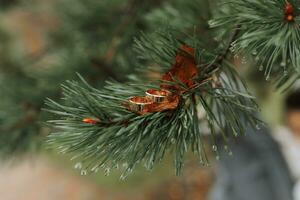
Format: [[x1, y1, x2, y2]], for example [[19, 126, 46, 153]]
[[216, 25, 241, 67], [204, 24, 241, 85], [206, 25, 242, 73]]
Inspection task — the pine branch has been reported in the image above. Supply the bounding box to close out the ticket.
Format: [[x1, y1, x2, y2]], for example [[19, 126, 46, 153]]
[[209, 0, 300, 89], [45, 29, 261, 177]]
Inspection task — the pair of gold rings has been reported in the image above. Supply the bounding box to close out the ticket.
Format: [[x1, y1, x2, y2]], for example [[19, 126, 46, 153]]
[[128, 89, 171, 112]]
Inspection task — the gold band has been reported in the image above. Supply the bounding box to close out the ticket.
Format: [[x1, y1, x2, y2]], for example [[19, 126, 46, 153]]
[[145, 89, 171, 103], [128, 96, 153, 112]]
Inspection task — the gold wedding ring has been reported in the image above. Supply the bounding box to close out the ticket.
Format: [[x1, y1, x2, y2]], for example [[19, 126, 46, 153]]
[[128, 96, 153, 112], [146, 89, 171, 103]]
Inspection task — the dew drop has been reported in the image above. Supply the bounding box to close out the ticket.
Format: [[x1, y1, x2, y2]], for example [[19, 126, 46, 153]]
[[122, 163, 128, 168], [127, 167, 133, 173], [252, 50, 258, 56], [224, 145, 229, 151], [208, 20, 218, 27], [100, 164, 106, 168], [81, 170, 87, 176], [91, 165, 99, 172], [120, 174, 127, 181], [280, 61, 286, 67], [256, 124, 261, 130], [259, 65, 264, 71], [171, 138, 176, 144], [228, 151, 233, 156], [74, 162, 82, 170], [266, 75, 270, 81], [205, 163, 211, 167], [114, 164, 119, 169], [212, 145, 218, 152], [241, 57, 247, 64], [216, 156, 220, 160], [199, 158, 204, 165], [104, 168, 111, 176], [233, 131, 238, 137]]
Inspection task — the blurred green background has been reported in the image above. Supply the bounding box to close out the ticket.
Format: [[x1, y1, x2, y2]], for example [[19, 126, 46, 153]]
[[0, 0, 286, 199]]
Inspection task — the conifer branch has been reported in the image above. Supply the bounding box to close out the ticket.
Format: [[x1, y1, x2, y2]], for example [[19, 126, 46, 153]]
[[45, 29, 261, 177], [6, 0, 295, 179], [209, 0, 300, 89]]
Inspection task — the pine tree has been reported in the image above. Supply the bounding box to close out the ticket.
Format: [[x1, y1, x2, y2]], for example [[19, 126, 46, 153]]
[[1, 0, 300, 178]]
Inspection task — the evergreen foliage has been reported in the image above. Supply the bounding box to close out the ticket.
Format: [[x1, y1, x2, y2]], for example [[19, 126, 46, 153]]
[[209, 0, 300, 90], [1, 0, 300, 177], [45, 28, 261, 176]]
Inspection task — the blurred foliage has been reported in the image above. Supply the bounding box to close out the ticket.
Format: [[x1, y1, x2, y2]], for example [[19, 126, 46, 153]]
[[0, 0, 18, 8], [0, 0, 160, 158]]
